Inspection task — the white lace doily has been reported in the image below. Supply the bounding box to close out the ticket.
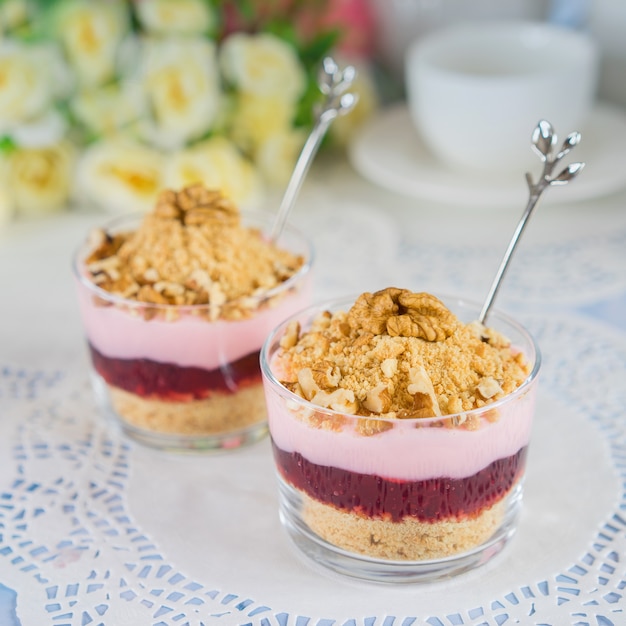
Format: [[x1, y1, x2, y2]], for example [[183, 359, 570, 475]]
[[1, 307, 624, 626]]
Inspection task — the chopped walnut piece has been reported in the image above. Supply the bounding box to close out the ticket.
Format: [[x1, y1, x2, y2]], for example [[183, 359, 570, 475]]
[[87, 227, 107, 251], [363, 383, 392, 414], [312, 388, 358, 414], [297, 368, 318, 401], [280, 320, 300, 350], [311, 361, 342, 389], [406, 366, 441, 417], [137, 285, 168, 304], [477, 377, 503, 399], [357, 418, 393, 436], [397, 392, 439, 419], [83, 183, 304, 321]]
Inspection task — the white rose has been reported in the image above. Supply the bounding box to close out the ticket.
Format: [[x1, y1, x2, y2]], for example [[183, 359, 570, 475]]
[[71, 81, 145, 137], [220, 33, 306, 102], [53, 0, 129, 87], [229, 92, 297, 155], [136, 37, 221, 150], [6, 141, 76, 216], [135, 0, 215, 35], [165, 137, 265, 211], [9, 109, 68, 148], [76, 137, 165, 213], [255, 128, 306, 187], [0, 41, 70, 132]]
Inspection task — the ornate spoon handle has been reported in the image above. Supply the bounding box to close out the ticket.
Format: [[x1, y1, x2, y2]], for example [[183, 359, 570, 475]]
[[479, 120, 585, 323], [270, 57, 358, 242]]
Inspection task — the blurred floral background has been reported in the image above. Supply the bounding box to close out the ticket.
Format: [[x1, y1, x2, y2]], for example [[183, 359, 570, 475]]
[[0, 0, 380, 225]]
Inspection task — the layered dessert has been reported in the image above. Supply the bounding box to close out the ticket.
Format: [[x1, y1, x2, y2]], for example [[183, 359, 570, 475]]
[[74, 183, 312, 446], [263, 288, 539, 562]]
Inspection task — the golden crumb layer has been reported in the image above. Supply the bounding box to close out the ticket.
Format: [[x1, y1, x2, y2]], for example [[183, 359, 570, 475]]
[[302, 491, 505, 561], [276, 288, 530, 418], [108, 382, 267, 435], [85, 184, 304, 320]]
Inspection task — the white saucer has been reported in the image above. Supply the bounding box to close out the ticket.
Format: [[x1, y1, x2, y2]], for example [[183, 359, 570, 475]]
[[348, 102, 626, 208]]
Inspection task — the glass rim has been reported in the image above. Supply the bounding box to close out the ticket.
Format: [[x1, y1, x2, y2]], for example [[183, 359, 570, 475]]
[[260, 292, 542, 427], [72, 209, 315, 311]]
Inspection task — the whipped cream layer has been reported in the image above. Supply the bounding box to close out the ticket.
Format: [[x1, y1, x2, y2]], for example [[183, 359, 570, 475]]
[[265, 377, 537, 482], [76, 278, 312, 370]]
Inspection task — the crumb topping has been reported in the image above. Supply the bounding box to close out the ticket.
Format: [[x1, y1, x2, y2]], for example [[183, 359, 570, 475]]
[[276, 288, 531, 423], [84, 184, 305, 321]]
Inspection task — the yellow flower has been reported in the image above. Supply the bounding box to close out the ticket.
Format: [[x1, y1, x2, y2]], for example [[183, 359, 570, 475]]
[[165, 136, 265, 210], [137, 37, 221, 150], [220, 32, 306, 101], [255, 128, 306, 187], [71, 82, 144, 137], [0, 41, 69, 132], [135, 0, 215, 35], [6, 141, 76, 216], [76, 137, 165, 213], [229, 91, 296, 155], [0, 164, 15, 227], [53, 0, 129, 87]]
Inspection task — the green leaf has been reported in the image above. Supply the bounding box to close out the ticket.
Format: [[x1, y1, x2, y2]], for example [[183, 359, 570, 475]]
[[0, 136, 17, 154], [293, 72, 323, 128], [232, 0, 256, 23], [28, 0, 57, 12], [263, 19, 298, 48], [300, 29, 341, 66]]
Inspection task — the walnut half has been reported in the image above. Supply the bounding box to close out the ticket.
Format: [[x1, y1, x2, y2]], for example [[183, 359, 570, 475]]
[[347, 288, 458, 341], [154, 184, 240, 227]]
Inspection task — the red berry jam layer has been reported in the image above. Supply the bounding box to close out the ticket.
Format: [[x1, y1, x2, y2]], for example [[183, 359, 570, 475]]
[[89, 343, 261, 401], [273, 444, 527, 523]]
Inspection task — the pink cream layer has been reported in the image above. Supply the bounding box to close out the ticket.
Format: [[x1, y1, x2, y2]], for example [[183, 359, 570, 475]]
[[264, 376, 537, 482], [76, 278, 312, 369]]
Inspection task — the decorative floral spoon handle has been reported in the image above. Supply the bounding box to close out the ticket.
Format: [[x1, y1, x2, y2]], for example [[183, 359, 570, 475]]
[[270, 57, 358, 242], [479, 120, 585, 323]]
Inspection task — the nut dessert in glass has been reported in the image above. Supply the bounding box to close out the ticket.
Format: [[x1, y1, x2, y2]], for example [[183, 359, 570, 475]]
[[74, 184, 313, 452], [261, 288, 540, 581]]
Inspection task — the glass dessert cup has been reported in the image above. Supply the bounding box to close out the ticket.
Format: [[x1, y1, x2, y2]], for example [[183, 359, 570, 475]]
[[74, 211, 314, 453], [260, 295, 541, 583]]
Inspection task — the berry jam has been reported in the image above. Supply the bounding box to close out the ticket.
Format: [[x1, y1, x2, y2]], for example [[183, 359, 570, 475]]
[[89, 343, 261, 400], [273, 444, 527, 522]]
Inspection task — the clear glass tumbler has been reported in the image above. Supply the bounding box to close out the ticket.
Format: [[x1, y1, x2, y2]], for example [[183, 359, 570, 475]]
[[74, 211, 314, 453], [261, 294, 540, 582]]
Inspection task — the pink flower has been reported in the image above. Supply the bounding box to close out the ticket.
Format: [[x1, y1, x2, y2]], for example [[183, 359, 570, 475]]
[[218, 0, 376, 60], [320, 0, 377, 59]]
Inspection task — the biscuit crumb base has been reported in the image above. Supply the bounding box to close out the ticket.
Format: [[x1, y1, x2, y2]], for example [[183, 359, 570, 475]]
[[107, 384, 266, 435], [301, 492, 505, 561]]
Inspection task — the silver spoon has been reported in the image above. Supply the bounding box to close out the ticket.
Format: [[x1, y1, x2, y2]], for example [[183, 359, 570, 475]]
[[478, 120, 585, 323], [269, 57, 358, 242]]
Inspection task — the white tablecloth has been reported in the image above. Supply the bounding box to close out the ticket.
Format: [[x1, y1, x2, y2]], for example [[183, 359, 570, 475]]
[[1, 140, 625, 625]]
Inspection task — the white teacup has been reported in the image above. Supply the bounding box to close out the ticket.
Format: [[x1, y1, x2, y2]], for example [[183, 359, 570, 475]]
[[405, 21, 599, 174]]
